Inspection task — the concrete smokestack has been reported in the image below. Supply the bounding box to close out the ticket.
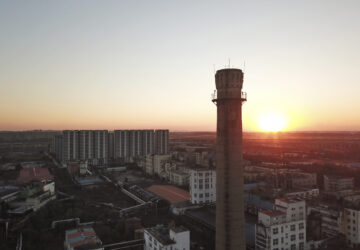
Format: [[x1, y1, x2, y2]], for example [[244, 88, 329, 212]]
[[213, 68, 246, 250]]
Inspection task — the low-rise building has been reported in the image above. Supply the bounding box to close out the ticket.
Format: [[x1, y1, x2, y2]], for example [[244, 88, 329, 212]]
[[8, 181, 56, 212], [189, 169, 216, 204], [285, 188, 320, 199], [290, 172, 317, 188], [324, 175, 354, 192], [144, 225, 190, 250], [145, 154, 171, 176], [307, 204, 340, 238], [64, 226, 103, 250], [255, 198, 306, 250], [341, 195, 360, 248], [169, 169, 189, 186]]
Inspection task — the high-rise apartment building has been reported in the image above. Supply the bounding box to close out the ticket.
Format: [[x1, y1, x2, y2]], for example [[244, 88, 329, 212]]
[[51, 135, 63, 161], [114, 130, 156, 161], [154, 130, 169, 154], [52, 129, 168, 164], [108, 132, 114, 159], [255, 198, 306, 250], [59, 130, 108, 166]]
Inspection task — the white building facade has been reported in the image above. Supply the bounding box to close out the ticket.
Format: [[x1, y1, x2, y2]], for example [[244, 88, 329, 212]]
[[154, 130, 169, 155], [144, 226, 190, 250], [189, 169, 216, 204], [61, 130, 108, 166], [255, 198, 306, 250]]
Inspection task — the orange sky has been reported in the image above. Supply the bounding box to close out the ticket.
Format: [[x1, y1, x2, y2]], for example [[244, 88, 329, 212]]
[[1, 1, 360, 132]]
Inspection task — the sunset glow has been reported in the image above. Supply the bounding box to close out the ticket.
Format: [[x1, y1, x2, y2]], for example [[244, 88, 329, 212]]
[[258, 113, 287, 132], [0, 1, 360, 132]]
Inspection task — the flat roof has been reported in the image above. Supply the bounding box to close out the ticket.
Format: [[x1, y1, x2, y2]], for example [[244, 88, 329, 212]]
[[146, 185, 190, 204], [17, 167, 53, 183], [145, 226, 175, 246], [275, 197, 305, 203], [171, 226, 188, 233], [260, 210, 285, 217], [65, 226, 102, 248]]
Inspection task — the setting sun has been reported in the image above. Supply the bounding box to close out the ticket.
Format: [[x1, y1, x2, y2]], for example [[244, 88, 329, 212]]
[[258, 113, 287, 132]]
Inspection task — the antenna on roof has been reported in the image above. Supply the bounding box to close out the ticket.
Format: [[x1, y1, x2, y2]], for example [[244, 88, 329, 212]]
[[228, 58, 231, 68], [243, 60, 246, 72]]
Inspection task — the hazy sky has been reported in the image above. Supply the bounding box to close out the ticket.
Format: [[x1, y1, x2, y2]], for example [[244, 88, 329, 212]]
[[1, 0, 360, 131]]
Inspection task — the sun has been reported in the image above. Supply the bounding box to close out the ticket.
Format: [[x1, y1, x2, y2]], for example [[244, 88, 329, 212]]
[[258, 113, 287, 132]]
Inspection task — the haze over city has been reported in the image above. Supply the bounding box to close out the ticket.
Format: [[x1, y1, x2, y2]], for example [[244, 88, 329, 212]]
[[2, 1, 360, 250], [1, 0, 360, 132]]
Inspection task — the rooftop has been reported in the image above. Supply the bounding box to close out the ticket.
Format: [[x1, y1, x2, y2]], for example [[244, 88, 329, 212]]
[[75, 176, 103, 186], [16, 167, 53, 184], [325, 175, 354, 180], [171, 226, 188, 233], [260, 209, 285, 217], [0, 185, 19, 197], [170, 169, 188, 176], [65, 226, 102, 249], [145, 226, 175, 246], [275, 197, 305, 204], [146, 185, 190, 204]]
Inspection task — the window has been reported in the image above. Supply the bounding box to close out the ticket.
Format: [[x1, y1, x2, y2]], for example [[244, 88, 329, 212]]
[[291, 225, 296, 231], [299, 223, 304, 230], [300, 242, 305, 250], [291, 235, 296, 241], [299, 233, 304, 240], [273, 228, 279, 234], [273, 239, 278, 245], [291, 244, 296, 250]]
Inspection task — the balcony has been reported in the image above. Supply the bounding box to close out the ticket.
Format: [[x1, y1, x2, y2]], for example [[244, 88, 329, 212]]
[[211, 90, 247, 103]]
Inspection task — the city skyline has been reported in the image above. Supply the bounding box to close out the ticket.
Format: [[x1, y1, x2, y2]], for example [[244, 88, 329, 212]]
[[1, 1, 360, 132]]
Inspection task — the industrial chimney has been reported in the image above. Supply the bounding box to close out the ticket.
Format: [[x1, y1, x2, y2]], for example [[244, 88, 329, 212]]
[[212, 68, 247, 250]]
